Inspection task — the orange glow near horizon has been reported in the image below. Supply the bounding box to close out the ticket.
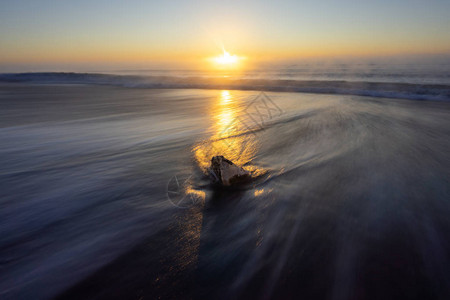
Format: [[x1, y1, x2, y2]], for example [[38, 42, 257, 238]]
[[1, 39, 449, 72], [1, 39, 449, 70]]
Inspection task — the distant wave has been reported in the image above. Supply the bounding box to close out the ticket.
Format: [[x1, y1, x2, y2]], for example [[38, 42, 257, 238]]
[[1, 72, 449, 101]]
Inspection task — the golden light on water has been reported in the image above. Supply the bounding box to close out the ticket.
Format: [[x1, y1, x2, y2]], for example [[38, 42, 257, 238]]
[[254, 189, 264, 196], [193, 90, 260, 173], [221, 90, 231, 103]]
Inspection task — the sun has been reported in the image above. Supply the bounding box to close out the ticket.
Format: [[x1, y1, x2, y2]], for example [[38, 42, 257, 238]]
[[214, 49, 239, 65], [208, 47, 245, 71], [209, 47, 246, 70]]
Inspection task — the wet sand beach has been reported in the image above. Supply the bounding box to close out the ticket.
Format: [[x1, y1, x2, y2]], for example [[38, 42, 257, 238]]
[[0, 83, 449, 299]]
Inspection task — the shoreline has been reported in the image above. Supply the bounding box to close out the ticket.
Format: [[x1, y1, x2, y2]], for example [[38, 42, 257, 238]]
[[1, 73, 450, 102]]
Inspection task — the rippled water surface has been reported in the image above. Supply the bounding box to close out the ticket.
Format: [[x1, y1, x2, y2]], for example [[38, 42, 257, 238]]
[[0, 84, 449, 299]]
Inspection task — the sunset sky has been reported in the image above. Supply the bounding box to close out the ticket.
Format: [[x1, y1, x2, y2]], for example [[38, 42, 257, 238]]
[[1, 0, 449, 71]]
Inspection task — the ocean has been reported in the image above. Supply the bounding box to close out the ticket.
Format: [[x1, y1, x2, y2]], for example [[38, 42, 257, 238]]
[[1, 62, 450, 101], [0, 63, 450, 299]]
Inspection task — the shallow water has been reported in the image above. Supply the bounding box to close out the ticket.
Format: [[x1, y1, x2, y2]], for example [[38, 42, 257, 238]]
[[0, 84, 449, 299]]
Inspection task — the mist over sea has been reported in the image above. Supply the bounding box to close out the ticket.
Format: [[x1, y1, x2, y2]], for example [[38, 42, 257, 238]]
[[116, 60, 450, 84], [1, 62, 450, 299], [2, 61, 450, 101]]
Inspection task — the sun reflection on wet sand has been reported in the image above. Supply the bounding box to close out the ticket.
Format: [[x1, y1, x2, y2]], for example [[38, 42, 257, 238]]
[[172, 206, 204, 268], [193, 90, 261, 173], [168, 90, 271, 292]]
